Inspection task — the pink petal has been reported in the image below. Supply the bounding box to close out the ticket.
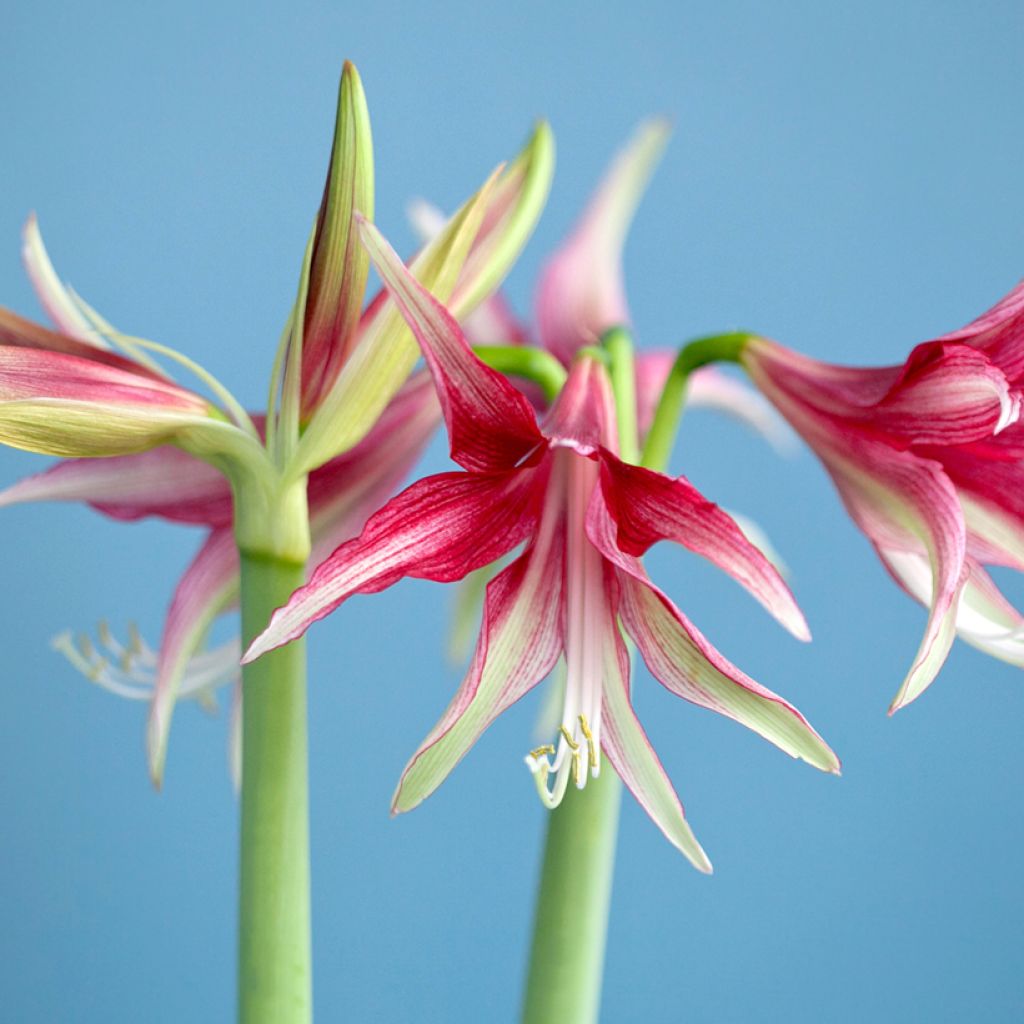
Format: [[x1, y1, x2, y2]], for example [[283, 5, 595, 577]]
[[244, 468, 542, 661], [588, 494, 838, 773], [596, 564, 712, 869], [148, 527, 240, 785], [0, 306, 166, 381], [358, 218, 544, 471], [392, 500, 565, 812], [0, 344, 206, 410], [0, 448, 233, 527], [936, 279, 1024, 383], [536, 120, 669, 365], [309, 369, 441, 556], [821, 439, 969, 711], [541, 353, 618, 455], [596, 454, 810, 640]]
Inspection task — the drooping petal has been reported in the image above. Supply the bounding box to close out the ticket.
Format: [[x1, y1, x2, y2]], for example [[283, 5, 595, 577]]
[[359, 218, 544, 471], [148, 527, 240, 785], [594, 564, 712, 869], [821, 439, 969, 711], [596, 454, 809, 640], [300, 62, 375, 416], [244, 468, 541, 661], [588, 495, 838, 773], [392, 475, 564, 812], [536, 120, 670, 365], [879, 548, 1024, 668], [0, 447, 233, 526]]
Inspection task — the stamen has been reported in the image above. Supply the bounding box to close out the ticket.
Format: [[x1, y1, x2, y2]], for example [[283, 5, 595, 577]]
[[579, 714, 597, 770], [559, 724, 580, 751], [529, 744, 556, 759]]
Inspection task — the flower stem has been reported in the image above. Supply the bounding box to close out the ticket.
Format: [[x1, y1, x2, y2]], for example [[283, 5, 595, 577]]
[[475, 344, 568, 403], [520, 329, 639, 1024], [521, 771, 623, 1024], [641, 331, 751, 471], [238, 551, 311, 1024]]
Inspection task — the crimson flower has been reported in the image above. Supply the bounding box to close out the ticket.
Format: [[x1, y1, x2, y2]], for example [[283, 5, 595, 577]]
[[246, 220, 839, 870], [742, 284, 1024, 710]]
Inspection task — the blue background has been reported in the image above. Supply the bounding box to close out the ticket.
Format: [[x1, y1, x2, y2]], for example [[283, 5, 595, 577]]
[[3, 2, 1023, 1020]]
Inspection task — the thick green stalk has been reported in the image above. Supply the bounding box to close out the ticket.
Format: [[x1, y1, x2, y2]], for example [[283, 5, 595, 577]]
[[238, 552, 311, 1024], [521, 771, 622, 1023], [476, 344, 568, 403]]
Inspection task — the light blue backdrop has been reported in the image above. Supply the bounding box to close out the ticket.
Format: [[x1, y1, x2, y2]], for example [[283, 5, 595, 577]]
[[3, 2, 1023, 1021]]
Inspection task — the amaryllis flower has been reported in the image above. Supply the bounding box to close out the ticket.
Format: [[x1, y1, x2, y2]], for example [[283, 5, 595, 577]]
[[1, 64, 554, 781], [741, 289, 1024, 711], [245, 221, 839, 870]]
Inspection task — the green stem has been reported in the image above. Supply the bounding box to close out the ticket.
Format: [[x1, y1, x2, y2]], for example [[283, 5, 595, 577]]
[[475, 344, 568, 404], [238, 552, 311, 1024], [521, 772, 623, 1024], [520, 329, 639, 1024], [640, 331, 751, 472]]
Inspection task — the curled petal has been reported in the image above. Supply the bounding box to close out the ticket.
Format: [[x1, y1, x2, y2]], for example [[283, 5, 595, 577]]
[[536, 120, 670, 365], [936, 279, 1024, 383], [541, 352, 618, 455], [148, 528, 240, 785], [359, 218, 543, 471], [596, 454, 809, 640], [393, 506, 565, 813], [245, 468, 541, 661]]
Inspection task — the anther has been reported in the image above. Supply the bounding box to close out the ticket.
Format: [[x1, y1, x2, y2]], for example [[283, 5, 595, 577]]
[[578, 714, 597, 769], [529, 744, 556, 760], [559, 724, 580, 751]]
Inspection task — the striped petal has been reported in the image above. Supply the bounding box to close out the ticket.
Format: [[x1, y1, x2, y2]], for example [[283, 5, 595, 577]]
[[596, 453, 809, 639], [936, 279, 1024, 383], [300, 62, 375, 416], [536, 120, 670, 365], [148, 527, 240, 785], [588, 494, 838, 774], [244, 468, 540, 661], [359, 218, 543, 471], [0, 448, 233, 526], [392, 482, 564, 812], [597, 563, 712, 870]]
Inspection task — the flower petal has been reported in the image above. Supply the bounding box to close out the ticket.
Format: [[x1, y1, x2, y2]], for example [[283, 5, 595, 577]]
[[244, 468, 540, 661], [148, 527, 240, 785], [536, 120, 670, 365], [541, 352, 618, 455], [0, 448, 233, 526], [936, 279, 1024, 383], [358, 218, 544, 471], [596, 565, 712, 870], [300, 62, 375, 416], [392, 491, 564, 812], [596, 454, 810, 640]]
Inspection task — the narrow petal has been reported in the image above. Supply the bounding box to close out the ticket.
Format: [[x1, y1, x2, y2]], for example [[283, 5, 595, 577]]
[[300, 62, 375, 416], [245, 468, 541, 661], [586, 492, 838, 772], [596, 454, 810, 640], [22, 215, 109, 345], [821, 440, 968, 711], [148, 528, 240, 785], [0, 448, 232, 526], [536, 120, 670, 365], [597, 565, 712, 870], [359, 218, 544, 471], [392, 491, 564, 812]]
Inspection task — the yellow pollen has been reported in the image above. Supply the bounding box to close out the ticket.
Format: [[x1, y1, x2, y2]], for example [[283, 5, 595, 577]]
[[579, 714, 598, 769], [529, 744, 556, 760], [571, 750, 582, 787], [559, 724, 580, 751]]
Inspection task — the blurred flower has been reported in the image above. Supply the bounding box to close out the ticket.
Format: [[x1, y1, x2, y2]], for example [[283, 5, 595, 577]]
[[742, 287, 1024, 709], [245, 222, 839, 870]]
